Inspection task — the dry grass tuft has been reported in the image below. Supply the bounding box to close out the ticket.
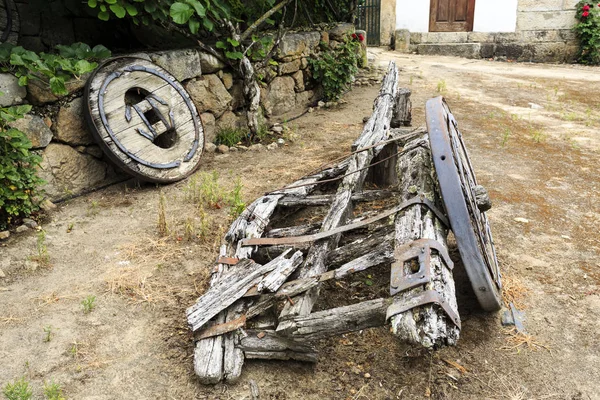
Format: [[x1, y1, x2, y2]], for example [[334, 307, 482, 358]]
[[104, 265, 170, 304], [501, 273, 529, 309], [500, 328, 551, 353]]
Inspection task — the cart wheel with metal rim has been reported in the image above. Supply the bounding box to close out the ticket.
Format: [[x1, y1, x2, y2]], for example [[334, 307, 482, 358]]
[[426, 96, 502, 311], [84, 57, 205, 183]]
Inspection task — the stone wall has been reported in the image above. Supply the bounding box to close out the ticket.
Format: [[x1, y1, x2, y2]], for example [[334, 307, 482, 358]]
[[0, 25, 353, 201], [395, 0, 580, 63]]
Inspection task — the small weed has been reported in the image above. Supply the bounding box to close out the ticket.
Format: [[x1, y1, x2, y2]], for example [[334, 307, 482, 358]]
[[561, 111, 578, 121], [215, 126, 246, 147], [409, 75, 414, 85], [87, 200, 99, 216], [436, 79, 447, 93], [43, 325, 53, 342], [31, 229, 50, 267], [184, 172, 226, 208], [228, 178, 246, 218], [255, 113, 270, 142], [183, 217, 195, 242], [2, 377, 32, 400], [510, 113, 520, 122], [81, 295, 96, 314], [66, 222, 74, 233], [157, 190, 168, 237], [531, 129, 545, 143], [43, 381, 66, 400], [197, 205, 210, 240], [500, 127, 511, 147]]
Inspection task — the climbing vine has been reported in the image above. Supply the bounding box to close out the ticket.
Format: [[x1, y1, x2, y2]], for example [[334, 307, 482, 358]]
[[308, 37, 360, 101], [0, 42, 111, 95], [574, 1, 600, 65], [0, 105, 44, 230]]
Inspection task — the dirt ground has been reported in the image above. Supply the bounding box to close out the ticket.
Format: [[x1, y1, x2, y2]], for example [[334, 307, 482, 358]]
[[1, 50, 599, 400]]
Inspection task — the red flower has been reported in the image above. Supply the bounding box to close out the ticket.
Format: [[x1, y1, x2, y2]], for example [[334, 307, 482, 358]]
[[351, 33, 357, 39], [583, 4, 590, 10], [358, 34, 365, 41], [583, 10, 590, 16]]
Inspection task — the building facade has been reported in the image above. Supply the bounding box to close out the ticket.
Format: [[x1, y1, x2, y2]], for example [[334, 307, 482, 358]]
[[369, 0, 580, 62]]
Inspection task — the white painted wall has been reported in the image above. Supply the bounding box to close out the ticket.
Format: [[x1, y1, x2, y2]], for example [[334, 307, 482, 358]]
[[395, 0, 430, 32], [473, 0, 518, 32], [395, 0, 518, 33]]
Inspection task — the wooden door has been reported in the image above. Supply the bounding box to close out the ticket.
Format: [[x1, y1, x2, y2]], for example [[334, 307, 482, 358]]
[[429, 0, 475, 32]]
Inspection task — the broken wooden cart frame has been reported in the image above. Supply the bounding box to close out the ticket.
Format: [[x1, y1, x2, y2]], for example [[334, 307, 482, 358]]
[[187, 62, 502, 384]]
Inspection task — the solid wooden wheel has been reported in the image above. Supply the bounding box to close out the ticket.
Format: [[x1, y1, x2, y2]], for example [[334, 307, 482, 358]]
[[84, 57, 204, 183], [426, 96, 502, 311]]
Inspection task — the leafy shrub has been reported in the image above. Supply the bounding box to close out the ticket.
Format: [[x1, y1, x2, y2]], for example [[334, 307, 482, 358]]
[[215, 126, 247, 147], [573, 1, 600, 64], [0, 105, 45, 230], [308, 38, 360, 101], [0, 42, 111, 95]]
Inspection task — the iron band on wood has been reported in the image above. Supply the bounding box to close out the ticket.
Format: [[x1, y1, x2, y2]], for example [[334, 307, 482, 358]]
[[390, 238, 454, 296], [386, 289, 461, 329]]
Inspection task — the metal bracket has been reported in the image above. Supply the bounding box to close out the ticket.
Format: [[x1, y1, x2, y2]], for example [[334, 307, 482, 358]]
[[386, 289, 461, 329], [390, 238, 454, 296]]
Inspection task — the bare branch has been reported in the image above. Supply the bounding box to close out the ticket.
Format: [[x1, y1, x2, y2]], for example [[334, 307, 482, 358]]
[[240, 0, 294, 42]]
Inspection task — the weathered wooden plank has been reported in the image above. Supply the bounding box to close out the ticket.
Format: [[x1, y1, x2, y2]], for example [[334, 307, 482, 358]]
[[237, 330, 317, 362], [193, 245, 227, 384], [223, 301, 245, 383], [388, 134, 460, 348], [287, 299, 390, 341], [234, 194, 283, 259], [278, 190, 394, 207], [327, 226, 394, 266], [266, 223, 321, 238], [187, 259, 274, 331], [257, 250, 303, 293], [276, 63, 400, 333], [391, 88, 412, 128]]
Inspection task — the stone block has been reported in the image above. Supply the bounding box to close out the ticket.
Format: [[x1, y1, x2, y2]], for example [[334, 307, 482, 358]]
[[467, 32, 496, 43], [410, 32, 423, 45], [55, 97, 95, 146], [200, 112, 216, 144], [395, 29, 411, 52], [521, 30, 562, 42], [517, 10, 577, 31], [216, 111, 247, 133], [263, 76, 296, 116], [18, 36, 46, 53], [149, 49, 202, 81], [228, 80, 245, 110], [328, 23, 354, 41], [417, 43, 482, 59], [295, 90, 315, 107], [420, 32, 468, 43], [221, 73, 233, 90], [277, 32, 321, 59], [518, 0, 564, 11], [291, 70, 304, 92], [495, 32, 523, 43], [278, 59, 301, 75], [0, 73, 26, 107], [37, 143, 110, 201], [8, 114, 53, 149], [185, 74, 232, 118], [198, 51, 226, 74], [26, 75, 89, 105], [480, 43, 495, 59]]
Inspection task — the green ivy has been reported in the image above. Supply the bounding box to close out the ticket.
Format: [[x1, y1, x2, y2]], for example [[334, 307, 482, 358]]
[[308, 38, 360, 102], [0, 43, 111, 96], [573, 1, 600, 65], [0, 104, 45, 230]]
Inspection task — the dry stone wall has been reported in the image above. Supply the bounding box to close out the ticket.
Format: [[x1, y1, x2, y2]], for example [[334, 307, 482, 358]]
[[0, 25, 350, 201]]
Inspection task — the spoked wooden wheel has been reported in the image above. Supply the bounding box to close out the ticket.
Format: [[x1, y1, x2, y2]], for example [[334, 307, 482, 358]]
[[426, 96, 502, 311], [84, 57, 204, 183]]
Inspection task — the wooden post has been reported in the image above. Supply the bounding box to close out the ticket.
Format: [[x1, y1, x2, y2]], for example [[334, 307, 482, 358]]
[[388, 134, 460, 348]]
